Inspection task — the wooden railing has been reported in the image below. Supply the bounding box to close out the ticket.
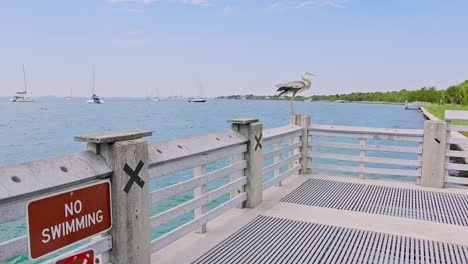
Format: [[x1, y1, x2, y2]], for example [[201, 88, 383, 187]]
[[262, 125, 303, 190], [445, 110, 468, 186], [2, 112, 468, 263], [308, 124, 424, 180]]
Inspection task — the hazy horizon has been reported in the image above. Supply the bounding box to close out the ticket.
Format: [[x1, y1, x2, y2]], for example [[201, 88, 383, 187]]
[[1, 0, 467, 97]]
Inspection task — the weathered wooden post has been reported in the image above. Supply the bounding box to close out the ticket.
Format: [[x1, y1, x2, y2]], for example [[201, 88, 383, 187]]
[[228, 118, 263, 208], [291, 114, 311, 174], [421, 120, 447, 188], [75, 130, 153, 264]]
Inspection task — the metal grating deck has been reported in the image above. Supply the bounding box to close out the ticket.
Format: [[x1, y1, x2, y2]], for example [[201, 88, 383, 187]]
[[281, 178, 468, 226], [194, 216, 468, 264]]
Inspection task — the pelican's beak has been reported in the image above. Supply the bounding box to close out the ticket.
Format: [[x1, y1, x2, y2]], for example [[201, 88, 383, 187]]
[[306, 72, 316, 76]]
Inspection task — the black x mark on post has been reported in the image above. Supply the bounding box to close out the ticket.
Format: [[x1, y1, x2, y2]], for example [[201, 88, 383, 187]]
[[123, 161, 145, 193], [255, 134, 263, 151]]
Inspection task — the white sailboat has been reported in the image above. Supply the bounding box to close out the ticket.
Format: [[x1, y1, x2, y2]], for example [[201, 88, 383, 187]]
[[87, 68, 104, 104], [150, 88, 160, 102], [65, 87, 72, 100], [10, 65, 35, 102], [188, 83, 207, 103]]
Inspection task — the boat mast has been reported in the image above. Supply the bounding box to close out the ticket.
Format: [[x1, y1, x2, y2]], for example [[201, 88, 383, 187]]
[[22, 64, 28, 94], [92, 66, 95, 95]]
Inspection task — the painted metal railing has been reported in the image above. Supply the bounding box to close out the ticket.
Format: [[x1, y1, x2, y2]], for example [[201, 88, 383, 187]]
[[308, 124, 424, 180]]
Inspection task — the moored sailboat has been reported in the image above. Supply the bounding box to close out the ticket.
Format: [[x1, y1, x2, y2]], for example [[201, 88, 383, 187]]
[[86, 67, 104, 104], [10, 65, 35, 102]]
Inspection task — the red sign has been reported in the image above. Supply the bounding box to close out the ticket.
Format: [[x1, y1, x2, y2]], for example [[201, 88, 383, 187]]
[[55, 249, 94, 264], [27, 181, 112, 260]]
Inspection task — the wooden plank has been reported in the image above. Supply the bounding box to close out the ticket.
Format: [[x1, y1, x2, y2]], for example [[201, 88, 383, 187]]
[[447, 137, 468, 145], [150, 193, 246, 253], [363, 167, 419, 177], [309, 124, 423, 137], [262, 125, 302, 143], [149, 144, 247, 178], [446, 163, 468, 171], [446, 176, 468, 185], [0, 151, 112, 204], [309, 163, 419, 177], [308, 152, 420, 166], [447, 150, 468, 158], [150, 161, 246, 203], [448, 124, 468, 132], [445, 110, 468, 121], [0, 235, 27, 263], [194, 165, 207, 233], [262, 153, 301, 175], [263, 142, 302, 160], [148, 130, 247, 167], [149, 177, 247, 228], [74, 130, 153, 144], [310, 131, 423, 142], [310, 141, 422, 154], [309, 163, 360, 173], [274, 142, 282, 186], [0, 200, 26, 224], [263, 165, 301, 190]]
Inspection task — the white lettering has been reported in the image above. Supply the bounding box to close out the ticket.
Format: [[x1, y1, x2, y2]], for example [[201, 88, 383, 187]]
[[41, 209, 107, 244], [96, 210, 103, 223], [41, 228, 50, 243], [64, 200, 82, 217]]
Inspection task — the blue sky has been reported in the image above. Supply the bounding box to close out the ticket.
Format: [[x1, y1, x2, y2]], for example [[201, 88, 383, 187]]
[[0, 0, 467, 97]]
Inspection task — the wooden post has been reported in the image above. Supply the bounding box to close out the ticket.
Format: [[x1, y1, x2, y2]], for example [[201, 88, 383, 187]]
[[194, 164, 207, 233], [75, 130, 153, 264], [228, 118, 263, 208], [273, 142, 282, 186], [359, 137, 366, 179], [230, 153, 243, 208], [421, 120, 447, 188], [291, 114, 311, 174]]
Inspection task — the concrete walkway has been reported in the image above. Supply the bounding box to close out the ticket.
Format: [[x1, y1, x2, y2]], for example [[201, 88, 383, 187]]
[[151, 174, 468, 264]]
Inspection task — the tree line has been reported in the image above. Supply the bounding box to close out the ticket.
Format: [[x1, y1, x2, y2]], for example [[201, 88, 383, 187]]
[[307, 80, 468, 104]]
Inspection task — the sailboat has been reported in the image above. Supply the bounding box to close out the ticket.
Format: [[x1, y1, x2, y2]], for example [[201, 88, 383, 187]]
[[150, 88, 160, 102], [86, 68, 104, 104], [10, 65, 35, 102], [188, 83, 207, 103], [65, 87, 72, 100]]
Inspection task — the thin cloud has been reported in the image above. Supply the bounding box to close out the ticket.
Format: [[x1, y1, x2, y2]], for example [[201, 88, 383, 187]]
[[182, 0, 211, 6], [110, 0, 159, 3], [296, 0, 349, 8], [268, 2, 282, 9]]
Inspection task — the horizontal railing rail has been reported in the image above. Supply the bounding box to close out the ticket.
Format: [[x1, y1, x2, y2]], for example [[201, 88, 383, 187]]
[[309, 124, 424, 179]]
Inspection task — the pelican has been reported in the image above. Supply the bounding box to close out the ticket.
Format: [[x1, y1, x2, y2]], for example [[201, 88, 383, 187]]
[[276, 72, 316, 114]]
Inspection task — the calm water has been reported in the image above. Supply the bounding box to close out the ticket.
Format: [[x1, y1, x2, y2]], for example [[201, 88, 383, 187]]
[[0, 98, 425, 263]]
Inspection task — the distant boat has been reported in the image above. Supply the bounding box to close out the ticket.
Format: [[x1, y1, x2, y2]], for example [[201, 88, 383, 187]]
[[65, 87, 72, 100], [151, 97, 160, 102], [10, 65, 35, 102], [334, 100, 346, 103], [86, 67, 104, 104], [188, 83, 207, 103]]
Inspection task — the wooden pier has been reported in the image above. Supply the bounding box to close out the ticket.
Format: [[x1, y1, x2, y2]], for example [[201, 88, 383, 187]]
[[1, 112, 468, 263]]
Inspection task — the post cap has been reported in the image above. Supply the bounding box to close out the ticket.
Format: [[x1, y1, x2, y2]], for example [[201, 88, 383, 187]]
[[227, 118, 259, 125], [74, 130, 153, 144]]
